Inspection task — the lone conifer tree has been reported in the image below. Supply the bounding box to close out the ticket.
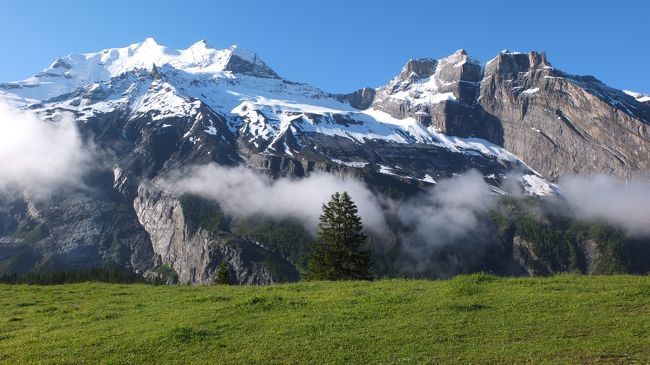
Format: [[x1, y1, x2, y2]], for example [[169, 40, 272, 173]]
[[214, 260, 231, 285], [307, 191, 372, 281]]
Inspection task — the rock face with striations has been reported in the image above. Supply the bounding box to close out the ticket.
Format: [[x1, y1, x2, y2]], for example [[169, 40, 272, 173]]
[[0, 186, 155, 276], [478, 51, 650, 180], [363, 49, 650, 181], [370, 50, 503, 144], [133, 182, 297, 284]]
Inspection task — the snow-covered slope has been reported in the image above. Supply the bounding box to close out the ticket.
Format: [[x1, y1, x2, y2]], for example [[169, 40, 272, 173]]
[[624, 90, 650, 104], [1, 39, 559, 194]]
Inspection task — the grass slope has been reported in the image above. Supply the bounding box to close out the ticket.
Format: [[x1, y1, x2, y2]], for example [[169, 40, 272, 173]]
[[1, 275, 649, 364]]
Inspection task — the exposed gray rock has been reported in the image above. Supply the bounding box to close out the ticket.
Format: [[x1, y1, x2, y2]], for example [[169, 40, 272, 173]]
[[366, 49, 650, 181], [399, 58, 437, 81], [134, 182, 297, 284], [0, 186, 154, 275], [344, 87, 376, 110], [577, 238, 601, 275], [224, 52, 280, 79], [479, 50, 650, 180], [370, 50, 503, 142], [512, 235, 555, 276]]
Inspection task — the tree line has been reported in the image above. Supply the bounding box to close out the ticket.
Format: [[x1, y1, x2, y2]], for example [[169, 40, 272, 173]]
[[0, 266, 146, 285]]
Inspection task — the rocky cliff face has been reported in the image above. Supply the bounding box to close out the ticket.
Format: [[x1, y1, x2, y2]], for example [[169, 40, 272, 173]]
[[512, 235, 606, 276], [478, 51, 650, 180], [370, 50, 502, 145], [0, 185, 154, 276], [134, 182, 297, 284], [367, 49, 650, 181]]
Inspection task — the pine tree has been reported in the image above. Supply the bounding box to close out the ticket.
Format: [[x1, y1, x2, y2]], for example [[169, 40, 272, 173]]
[[307, 191, 373, 281], [214, 260, 231, 285]]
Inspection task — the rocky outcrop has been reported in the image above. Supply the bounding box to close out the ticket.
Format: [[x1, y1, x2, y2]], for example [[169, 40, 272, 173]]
[[344, 87, 376, 110], [512, 235, 556, 276], [224, 47, 280, 79], [478, 51, 650, 180], [577, 238, 601, 275], [511, 234, 607, 276], [367, 49, 650, 181], [0, 186, 154, 276], [371, 50, 502, 143], [133, 182, 297, 284]]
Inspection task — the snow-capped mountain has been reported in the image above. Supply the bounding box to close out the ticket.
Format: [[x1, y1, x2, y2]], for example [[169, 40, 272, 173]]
[[1, 39, 552, 193], [1, 39, 649, 283], [1, 38, 277, 101]]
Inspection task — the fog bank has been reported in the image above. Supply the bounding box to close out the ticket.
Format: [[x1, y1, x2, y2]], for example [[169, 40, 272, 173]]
[[164, 164, 387, 233]]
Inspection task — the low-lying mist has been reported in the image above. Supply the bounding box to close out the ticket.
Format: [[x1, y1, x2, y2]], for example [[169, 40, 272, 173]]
[[396, 170, 496, 273], [556, 175, 650, 237], [163, 164, 387, 233], [165, 163, 650, 275]]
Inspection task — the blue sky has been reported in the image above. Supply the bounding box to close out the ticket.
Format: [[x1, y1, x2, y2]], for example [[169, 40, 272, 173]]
[[0, 0, 648, 94]]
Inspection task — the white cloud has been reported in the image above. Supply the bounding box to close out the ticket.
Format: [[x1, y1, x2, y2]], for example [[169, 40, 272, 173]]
[[396, 170, 496, 273], [557, 174, 650, 237], [0, 101, 91, 195], [164, 163, 387, 233]]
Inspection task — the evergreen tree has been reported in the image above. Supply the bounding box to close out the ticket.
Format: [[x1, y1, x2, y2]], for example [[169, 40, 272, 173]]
[[307, 191, 373, 281], [214, 260, 231, 285]]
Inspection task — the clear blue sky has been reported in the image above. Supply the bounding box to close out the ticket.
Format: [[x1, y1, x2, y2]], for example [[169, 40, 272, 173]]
[[0, 0, 648, 94]]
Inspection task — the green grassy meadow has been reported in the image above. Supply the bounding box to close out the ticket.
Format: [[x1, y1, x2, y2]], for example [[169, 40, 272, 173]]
[[1, 274, 649, 364]]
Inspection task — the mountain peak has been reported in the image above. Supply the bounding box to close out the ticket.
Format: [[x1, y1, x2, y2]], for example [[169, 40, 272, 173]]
[[142, 37, 159, 45], [0, 39, 280, 100], [187, 39, 210, 50], [624, 90, 650, 104], [452, 49, 468, 56], [398, 58, 437, 81], [223, 45, 279, 79], [491, 50, 551, 67], [228, 45, 256, 62]]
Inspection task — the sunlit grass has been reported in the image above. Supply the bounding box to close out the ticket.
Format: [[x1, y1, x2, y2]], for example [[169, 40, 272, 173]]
[[1, 274, 649, 364]]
